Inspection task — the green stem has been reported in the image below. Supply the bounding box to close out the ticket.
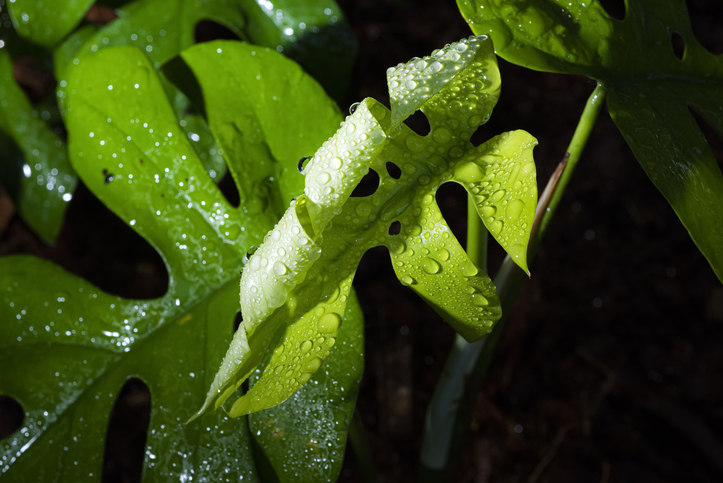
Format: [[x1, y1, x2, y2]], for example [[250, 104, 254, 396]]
[[418, 196, 489, 476], [466, 195, 488, 272], [531, 83, 608, 254], [418, 83, 608, 478]]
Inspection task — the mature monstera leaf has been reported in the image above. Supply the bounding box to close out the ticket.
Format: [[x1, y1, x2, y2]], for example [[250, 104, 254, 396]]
[[194, 34, 539, 419], [1, 43, 363, 482], [0, 50, 76, 244], [458, 0, 723, 283]]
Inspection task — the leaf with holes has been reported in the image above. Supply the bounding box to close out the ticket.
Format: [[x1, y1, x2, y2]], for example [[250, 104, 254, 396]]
[[0, 50, 77, 244], [458, 0, 723, 282], [194, 34, 538, 419], [0, 43, 363, 482]]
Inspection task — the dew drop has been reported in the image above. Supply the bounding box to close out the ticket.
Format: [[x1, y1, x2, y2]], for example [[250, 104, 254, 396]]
[[272, 261, 288, 275], [422, 258, 441, 274], [316, 172, 331, 185], [318, 313, 341, 333], [480, 206, 496, 217], [432, 127, 451, 144], [400, 275, 415, 286], [471, 294, 489, 306]]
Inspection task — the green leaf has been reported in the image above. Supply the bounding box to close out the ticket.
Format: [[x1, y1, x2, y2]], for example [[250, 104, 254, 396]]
[[197, 35, 538, 419], [459, 0, 723, 282], [52, 0, 248, 82], [0, 50, 76, 244], [52, 0, 356, 102], [249, 292, 364, 483], [7, 0, 94, 47], [1, 258, 258, 482], [2, 43, 361, 481], [179, 41, 344, 220], [236, 0, 358, 102], [180, 41, 364, 481]]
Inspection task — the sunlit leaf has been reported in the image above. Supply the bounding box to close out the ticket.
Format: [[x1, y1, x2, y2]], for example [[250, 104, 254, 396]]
[[459, 0, 723, 282], [196, 35, 538, 419]]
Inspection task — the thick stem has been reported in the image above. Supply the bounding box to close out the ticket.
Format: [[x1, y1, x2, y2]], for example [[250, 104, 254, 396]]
[[418, 196, 489, 474], [418, 83, 608, 478]]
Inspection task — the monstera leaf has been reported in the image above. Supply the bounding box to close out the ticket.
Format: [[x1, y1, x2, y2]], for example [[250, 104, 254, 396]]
[[458, 0, 723, 282], [0, 43, 363, 482], [0, 50, 76, 244], [194, 35, 538, 419]]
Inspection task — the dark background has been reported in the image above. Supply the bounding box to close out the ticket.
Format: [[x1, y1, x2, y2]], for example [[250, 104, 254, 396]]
[[2, 0, 723, 482]]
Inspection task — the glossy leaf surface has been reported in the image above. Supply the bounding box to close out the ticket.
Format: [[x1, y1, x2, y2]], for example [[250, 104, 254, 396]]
[[196, 35, 538, 419], [249, 292, 364, 483], [52, 0, 248, 81], [237, 0, 358, 101], [1, 43, 361, 482], [7, 0, 94, 47], [0, 50, 76, 244], [459, 0, 723, 282]]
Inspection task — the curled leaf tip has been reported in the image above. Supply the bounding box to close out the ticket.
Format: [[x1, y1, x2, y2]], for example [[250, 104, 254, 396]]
[[200, 34, 538, 417]]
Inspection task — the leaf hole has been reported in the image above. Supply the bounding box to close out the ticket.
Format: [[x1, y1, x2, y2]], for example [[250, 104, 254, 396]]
[[54, 182, 170, 299], [350, 168, 380, 197], [597, 0, 626, 20], [12, 57, 56, 103], [386, 162, 402, 180], [103, 378, 151, 483], [671, 32, 686, 60], [389, 221, 401, 235], [0, 395, 24, 440], [689, 106, 723, 173], [233, 310, 243, 334], [194, 20, 243, 44], [405, 110, 431, 136], [84, 5, 117, 25], [218, 168, 240, 208]]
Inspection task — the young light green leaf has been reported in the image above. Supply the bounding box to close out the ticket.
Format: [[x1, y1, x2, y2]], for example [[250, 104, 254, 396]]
[[7, 0, 94, 47], [248, 292, 364, 483], [198, 35, 538, 418], [459, 0, 723, 282], [0, 50, 76, 244]]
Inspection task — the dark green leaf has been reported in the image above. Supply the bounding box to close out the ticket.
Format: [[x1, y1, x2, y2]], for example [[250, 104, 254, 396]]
[[236, 0, 358, 102], [0, 50, 76, 244], [459, 0, 723, 282]]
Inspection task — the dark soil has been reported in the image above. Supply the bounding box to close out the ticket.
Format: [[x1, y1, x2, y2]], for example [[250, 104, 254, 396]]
[[2, 1, 723, 482]]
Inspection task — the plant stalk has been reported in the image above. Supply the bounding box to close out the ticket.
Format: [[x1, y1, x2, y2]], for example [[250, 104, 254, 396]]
[[418, 83, 608, 478]]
